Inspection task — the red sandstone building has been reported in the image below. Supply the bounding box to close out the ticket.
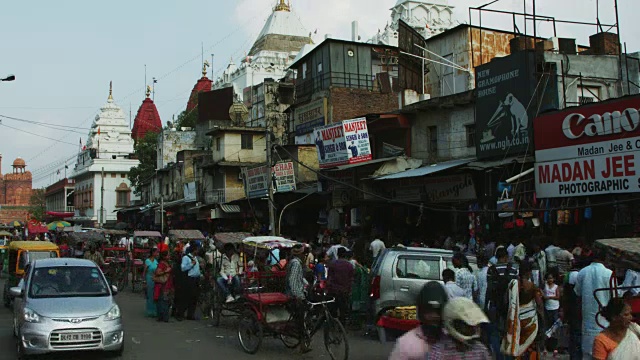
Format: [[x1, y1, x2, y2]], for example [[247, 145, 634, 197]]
[[0, 155, 34, 223]]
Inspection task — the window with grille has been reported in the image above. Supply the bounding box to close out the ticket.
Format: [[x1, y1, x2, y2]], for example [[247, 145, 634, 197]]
[[115, 183, 130, 208], [465, 124, 476, 147], [241, 134, 253, 150], [428, 126, 438, 153]]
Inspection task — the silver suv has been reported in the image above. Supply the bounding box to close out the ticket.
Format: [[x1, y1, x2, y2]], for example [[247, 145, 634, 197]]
[[370, 247, 477, 318], [9, 258, 124, 359]]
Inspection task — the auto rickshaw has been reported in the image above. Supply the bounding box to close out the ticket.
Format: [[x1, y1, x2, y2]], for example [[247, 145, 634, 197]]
[[2, 241, 59, 307]]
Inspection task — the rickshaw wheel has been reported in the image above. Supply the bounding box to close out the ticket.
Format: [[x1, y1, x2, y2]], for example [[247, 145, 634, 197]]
[[324, 316, 349, 360], [238, 310, 263, 354], [279, 334, 300, 349], [209, 291, 221, 327]]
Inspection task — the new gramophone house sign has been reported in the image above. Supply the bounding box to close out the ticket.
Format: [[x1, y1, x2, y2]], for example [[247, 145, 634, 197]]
[[475, 51, 538, 159]]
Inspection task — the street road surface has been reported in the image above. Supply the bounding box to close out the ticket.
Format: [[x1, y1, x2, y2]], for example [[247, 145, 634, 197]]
[[0, 280, 393, 360]]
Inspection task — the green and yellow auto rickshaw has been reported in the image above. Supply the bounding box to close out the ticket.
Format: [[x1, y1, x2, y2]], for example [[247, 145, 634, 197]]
[[2, 241, 59, 307]]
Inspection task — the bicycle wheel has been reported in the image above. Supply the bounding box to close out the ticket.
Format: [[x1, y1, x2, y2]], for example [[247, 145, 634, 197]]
[[210, 290, 222, 327], [280, 333, 300, 349], [238, 310, 263, 354], [324, 316, 349, 360]]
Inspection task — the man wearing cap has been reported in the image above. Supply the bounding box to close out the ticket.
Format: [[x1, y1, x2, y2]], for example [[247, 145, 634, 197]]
[[426, 297, 491, 359], [388, 282, 448, 360]]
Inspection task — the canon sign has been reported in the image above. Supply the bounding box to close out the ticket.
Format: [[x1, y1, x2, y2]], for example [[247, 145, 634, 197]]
[[562, 108, 640, 139]]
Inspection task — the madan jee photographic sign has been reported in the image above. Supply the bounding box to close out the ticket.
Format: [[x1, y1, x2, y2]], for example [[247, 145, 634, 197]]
[[314, 118, 373, 169], [534, 94, 640, 198]]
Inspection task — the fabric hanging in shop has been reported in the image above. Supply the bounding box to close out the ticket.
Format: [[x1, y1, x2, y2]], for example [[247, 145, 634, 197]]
[[327, 209, 341, 230]]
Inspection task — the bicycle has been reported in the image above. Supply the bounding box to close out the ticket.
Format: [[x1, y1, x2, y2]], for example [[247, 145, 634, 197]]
[[238, 293, 349, 360]]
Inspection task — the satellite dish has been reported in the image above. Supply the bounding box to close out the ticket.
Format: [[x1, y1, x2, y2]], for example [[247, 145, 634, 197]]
[[228, 102, 249, 124]]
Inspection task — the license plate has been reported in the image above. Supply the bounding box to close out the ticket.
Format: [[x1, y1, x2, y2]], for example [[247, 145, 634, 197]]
[[59, 333, 92, 341]]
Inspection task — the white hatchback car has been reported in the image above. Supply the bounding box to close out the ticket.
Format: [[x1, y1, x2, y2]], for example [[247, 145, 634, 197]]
[[10, 257, 124, 359]]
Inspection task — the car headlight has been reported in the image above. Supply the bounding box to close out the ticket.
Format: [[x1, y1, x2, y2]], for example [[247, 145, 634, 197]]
[[23, 308, 41, 323], [104, 305, 121, 321]]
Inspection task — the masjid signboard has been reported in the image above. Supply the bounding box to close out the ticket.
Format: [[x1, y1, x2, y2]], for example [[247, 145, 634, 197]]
[[314, 118, 372, 169]]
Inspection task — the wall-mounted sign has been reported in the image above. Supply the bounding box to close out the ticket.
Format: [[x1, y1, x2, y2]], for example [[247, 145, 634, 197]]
[[314, 117, 372, 169], [423, 174, 477, 203], [295, 98, 326, 136], [534, 95, 640, 198], [475, 51, 537, 159], [242, 165, 269, 199], [273, 161, 296, 193], [183, 182, 197, 202]]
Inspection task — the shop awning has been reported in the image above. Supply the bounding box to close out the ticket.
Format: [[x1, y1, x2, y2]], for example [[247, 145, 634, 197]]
[[463, 156, 533, 170], [162, 199, 185, 208], [219, 204, 241, 213], [375, 158, 474, 180], [114, 205, 142, 213], [325, 157, 398, 171]]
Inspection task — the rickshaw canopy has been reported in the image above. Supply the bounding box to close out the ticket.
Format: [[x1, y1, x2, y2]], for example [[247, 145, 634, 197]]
[[0, 230, 12, 237], [8, 241, 59, 251], [595, 238, 640, 270], [168, 229, 204, 240], [67, 231, 106, 244], [242, 236, 302, 249], [214, 232, 251, 244], [134, 230, 162, 238]]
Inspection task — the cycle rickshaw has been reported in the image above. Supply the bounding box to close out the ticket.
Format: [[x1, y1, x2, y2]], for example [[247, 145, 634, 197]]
[[205, 232, 252, 326], [593, 238, 640, 327], [236, 236, 349, 360], [0, 230, 12, 277]]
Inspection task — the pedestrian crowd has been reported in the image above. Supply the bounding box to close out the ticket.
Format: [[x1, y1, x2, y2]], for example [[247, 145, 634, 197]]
[[388, 232, 640, 360]]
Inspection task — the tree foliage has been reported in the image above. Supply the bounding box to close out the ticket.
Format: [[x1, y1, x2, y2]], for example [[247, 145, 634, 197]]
[[129, 131, 159, 195], [28, 188, 46, 221], [173, 109, 198, 129]]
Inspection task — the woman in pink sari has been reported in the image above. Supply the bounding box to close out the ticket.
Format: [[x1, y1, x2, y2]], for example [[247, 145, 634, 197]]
[[593, 298, 640, 360]]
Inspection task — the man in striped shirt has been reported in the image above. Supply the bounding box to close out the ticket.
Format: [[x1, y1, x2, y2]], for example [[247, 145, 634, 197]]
[[286, 245, 311, 353]]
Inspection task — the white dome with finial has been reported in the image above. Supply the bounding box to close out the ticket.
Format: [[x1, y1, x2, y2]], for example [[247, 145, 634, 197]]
[[84, 81, 134, 155]]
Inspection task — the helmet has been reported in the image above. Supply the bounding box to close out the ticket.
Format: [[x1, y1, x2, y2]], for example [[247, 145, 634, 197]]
[[416, 281, 448, 319], [443, 297, 489, 344]]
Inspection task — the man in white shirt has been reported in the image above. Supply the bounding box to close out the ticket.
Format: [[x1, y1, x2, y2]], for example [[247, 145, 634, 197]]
[[369, 238, 386, 260], [443, 269, 465, 299], [545, 242, 560, 270]]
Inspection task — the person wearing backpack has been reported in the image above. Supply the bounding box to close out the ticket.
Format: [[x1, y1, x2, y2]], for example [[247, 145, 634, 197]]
[[485, 247, 518, 359]]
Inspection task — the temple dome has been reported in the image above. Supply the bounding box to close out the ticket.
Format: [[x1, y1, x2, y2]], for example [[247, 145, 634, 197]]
[[12, 158, 25, 167], [132, 87, 163, 141]]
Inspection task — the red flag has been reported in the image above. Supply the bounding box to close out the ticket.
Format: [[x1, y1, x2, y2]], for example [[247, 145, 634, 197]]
[[97, 127, 101, 135]]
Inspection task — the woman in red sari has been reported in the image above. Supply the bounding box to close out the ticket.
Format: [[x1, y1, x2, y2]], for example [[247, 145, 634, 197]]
[[154, 248, 173, 322]]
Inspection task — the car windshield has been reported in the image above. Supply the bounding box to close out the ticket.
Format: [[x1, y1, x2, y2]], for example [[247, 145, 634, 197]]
[[28, 266, 109, 298], [18, 250, 58, 270]]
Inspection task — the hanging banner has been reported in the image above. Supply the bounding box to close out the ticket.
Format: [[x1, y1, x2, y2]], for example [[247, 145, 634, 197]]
[[273, 161, 296, 193], [243, 165, 269, 199], [314, 117, 372, 169]]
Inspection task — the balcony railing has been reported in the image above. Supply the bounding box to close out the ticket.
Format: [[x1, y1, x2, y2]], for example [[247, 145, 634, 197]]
[[295, 72, 378, 103], [66, 206, 75, 213], [204, 188, 246, 205]]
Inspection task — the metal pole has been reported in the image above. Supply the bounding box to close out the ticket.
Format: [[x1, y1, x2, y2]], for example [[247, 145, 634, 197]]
[[625, 43, 631, 95], [211, 54, 215, 79], [266, 130, 276, 235], [161, 197, 164, 234], [100, 167, 105, 228]]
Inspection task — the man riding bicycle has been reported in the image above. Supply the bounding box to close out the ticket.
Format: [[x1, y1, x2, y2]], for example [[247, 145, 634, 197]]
[[285, 244, 311, 353]]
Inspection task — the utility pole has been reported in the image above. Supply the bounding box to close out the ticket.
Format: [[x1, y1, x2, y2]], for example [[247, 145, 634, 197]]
[[266, 129, 276, 235], [160, 197, 164, 234], [100, 167, 105, 228]]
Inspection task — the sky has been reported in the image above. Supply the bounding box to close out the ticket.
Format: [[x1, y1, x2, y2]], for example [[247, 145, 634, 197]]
[[0, 0, 637, 188]]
